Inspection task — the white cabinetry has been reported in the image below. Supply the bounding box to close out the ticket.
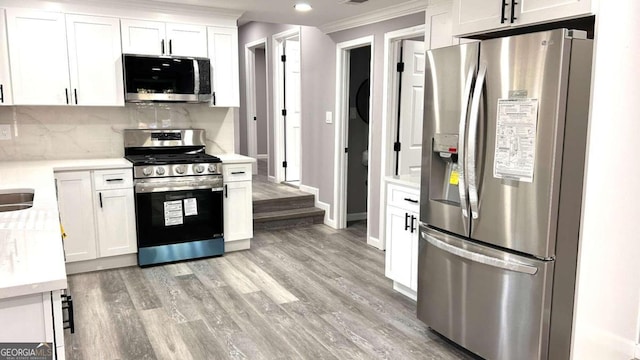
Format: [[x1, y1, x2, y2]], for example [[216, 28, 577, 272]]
[[425, 2, 458, 50], [6, 9, 123, 106], [56, 171, 97, 262], [121, 19, 207, 57], [222, 162, 252, 251], [93, 170, 137, 257], [66, 14, 124, 106], [56, 168, 136, 265], [0, 290, 65, 357], [452, 0, 592, 36], [0, 9, 13, 105], [208, 26, 240, 107], [385, 182, 420, 300]]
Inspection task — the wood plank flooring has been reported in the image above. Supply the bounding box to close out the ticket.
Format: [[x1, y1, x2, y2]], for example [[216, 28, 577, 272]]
[[64, 222, 477, 360]]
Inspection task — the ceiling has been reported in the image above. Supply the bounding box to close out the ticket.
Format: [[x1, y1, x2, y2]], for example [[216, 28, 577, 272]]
[[147, 0, 424, 27]]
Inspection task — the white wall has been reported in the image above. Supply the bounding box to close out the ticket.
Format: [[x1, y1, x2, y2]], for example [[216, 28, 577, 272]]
[[0, 104, 235, 160], [572, 1, 640, 358]]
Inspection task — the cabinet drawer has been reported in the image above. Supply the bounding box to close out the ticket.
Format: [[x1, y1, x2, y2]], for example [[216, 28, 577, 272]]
[[387, 183, 420, 212], [93, 168, 133, 190], [222, 163, 252, 182]]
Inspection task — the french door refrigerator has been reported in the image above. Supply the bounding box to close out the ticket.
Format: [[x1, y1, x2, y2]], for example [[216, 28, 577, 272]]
[[417, 29, 592, 360]]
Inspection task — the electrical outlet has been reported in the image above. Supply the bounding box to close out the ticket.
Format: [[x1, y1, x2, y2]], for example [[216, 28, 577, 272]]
[[0, 125, 11, 140], [325, 111, 333, 124]]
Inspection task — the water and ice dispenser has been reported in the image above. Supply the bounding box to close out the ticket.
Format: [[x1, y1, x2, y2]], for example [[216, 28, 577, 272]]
[[430, 134, 461, 205]]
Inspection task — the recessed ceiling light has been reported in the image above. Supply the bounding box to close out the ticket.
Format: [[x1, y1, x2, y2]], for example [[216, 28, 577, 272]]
[[294, 3, 312, 12]]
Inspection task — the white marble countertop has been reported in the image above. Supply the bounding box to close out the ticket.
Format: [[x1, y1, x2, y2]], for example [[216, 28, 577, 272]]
[[385, 174, 421, 189], [0, 158, 132, 299], [215, 153, 257, 164]]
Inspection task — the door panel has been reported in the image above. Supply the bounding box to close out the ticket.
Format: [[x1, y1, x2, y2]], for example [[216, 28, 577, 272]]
[[417, 227, 553, 360], [420, 42, 478, 237], [398, 40, 425, 177], [471, 29, 571, 258], [166, 23, 207, 57], [284, 37, 301, 182], [121, 19, 165, 55]]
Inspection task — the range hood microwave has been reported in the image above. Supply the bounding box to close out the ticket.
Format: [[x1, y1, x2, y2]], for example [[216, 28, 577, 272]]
[[123, 54, 212, 103]]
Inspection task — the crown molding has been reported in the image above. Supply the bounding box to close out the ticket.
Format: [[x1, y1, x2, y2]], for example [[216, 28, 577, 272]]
[[319, 0, 428, 34]]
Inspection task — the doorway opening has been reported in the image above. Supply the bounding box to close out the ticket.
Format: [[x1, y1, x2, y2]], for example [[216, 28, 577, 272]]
[[273, 28, 301, 186], [346, 46, 371, 228], [245, 38, 269, 178], [334, 36, 374, 246]]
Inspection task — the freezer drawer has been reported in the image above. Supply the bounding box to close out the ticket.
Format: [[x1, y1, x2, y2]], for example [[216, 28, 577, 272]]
[[417, 227, 553, 360]]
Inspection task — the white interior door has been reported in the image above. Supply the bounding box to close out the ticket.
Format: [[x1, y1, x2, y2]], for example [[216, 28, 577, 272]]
[[397, 40, 425, 176], [284, 37, 301, 182]]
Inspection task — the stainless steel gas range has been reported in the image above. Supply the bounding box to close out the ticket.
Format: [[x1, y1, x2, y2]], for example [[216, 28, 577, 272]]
[[124, 129, 224, 266]]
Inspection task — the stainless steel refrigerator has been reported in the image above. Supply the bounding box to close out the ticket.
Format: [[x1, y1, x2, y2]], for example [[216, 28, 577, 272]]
[[417, 29, 592, 360]]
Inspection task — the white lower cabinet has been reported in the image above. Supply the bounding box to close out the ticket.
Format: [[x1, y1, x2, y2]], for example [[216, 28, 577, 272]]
[[56, 168, 136, 263], [222, 162, 253, 250], [385, 182, 420, 299], [0, 290, 65, 359]]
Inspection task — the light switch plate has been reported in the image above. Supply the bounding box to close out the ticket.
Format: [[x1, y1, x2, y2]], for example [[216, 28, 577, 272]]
[[0, 125, 11, 140], [325, 111, 333, 124]]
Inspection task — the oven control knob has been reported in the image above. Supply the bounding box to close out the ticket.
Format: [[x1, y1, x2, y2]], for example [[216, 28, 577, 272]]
[[175, 165, 186, 174], [194, 165, 205, 173], [142, 167, 153, 176], [156, 167, 165, 175], [208, 164, 218, 173]]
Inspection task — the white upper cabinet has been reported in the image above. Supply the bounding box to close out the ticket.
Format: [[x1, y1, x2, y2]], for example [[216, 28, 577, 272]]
[[207, 26, 239, 107], [121, 19, 166, 55], [0, 9, 13, 105], [6, 10, 123, 106], [452, 0, 592, 36], [166, 23, 208, 57], [66, 15, 124, 106], [122, 19, 207, 57], [6, 9, 70, 105], [425, 2, 459, 50]]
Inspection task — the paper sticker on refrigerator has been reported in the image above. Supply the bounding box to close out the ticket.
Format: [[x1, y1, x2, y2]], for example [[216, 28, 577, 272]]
[[493, 98, 539, 182]]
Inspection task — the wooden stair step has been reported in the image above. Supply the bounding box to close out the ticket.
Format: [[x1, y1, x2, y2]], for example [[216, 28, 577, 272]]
[[253, 207, 325, 231], [253, 194, 315, 214]]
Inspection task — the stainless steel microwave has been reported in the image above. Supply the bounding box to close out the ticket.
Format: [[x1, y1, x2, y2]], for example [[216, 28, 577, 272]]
[[123, 54, 211, 103]]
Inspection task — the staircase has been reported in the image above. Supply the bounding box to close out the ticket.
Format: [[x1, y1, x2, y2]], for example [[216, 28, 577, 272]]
[[253, 191, 325, 231]]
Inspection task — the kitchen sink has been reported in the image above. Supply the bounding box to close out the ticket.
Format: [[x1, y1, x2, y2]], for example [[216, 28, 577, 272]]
[[0, 188, 34, 212]]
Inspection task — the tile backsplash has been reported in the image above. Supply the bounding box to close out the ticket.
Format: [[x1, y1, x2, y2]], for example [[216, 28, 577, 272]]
[[0, 103, 235, 161]]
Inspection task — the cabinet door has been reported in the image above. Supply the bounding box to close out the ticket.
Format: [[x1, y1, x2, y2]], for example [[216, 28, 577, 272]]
[[166, 23, 207, 57], [207, 26, 240, 107], [425, 3, 458, 50], [94, 188, 137, 257], [409, 219, 419, 291], [121, 19, 165, 55], [385, 206, 414, 288], [223, 181, 253, 242], [517, 0, 592, 26], [0, 9, 13, 105], [55, 171, 97, 262], [452, 0, 509, 36], [6, 9, 70, 105], [66, 14, 124, 106]]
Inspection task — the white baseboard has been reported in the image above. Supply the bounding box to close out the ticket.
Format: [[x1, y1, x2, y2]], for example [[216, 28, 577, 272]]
[[268, 175, 277, 183], [392, 281, 417, 301], [66, 253, 137, 274], [347, 212, 367, 222], [367, 236, 383, 250], [225, 239, 250, 252], [299, 184, 336, 229], [256, 154, 268, 160]]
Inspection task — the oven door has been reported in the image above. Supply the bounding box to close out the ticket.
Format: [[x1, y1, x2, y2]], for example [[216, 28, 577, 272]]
[[134, 176, 223, 248]]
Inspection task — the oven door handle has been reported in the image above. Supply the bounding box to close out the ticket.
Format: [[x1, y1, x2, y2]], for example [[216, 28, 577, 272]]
[[135, 183, 223, 193]]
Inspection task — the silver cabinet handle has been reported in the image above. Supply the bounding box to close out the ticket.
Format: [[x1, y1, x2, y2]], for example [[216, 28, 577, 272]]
[[467, 63, 486, 220], [423, 231, 538, 275], [458, 66, 475, 219]]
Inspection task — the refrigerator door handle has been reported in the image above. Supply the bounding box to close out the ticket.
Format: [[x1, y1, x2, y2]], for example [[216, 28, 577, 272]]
[[467, 63, 487, 220], [422, 231, 538, 275], [458, 67, 475, 219]]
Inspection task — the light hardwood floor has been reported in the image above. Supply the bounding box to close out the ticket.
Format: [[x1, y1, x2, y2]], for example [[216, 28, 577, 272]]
[[64, 222, 477, 359]]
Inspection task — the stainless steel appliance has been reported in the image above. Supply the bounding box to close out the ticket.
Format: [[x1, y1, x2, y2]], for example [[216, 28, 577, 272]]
[[417, 29, 592, 360], [124, 129, 224, 266], [123, 54, 211, 103]]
